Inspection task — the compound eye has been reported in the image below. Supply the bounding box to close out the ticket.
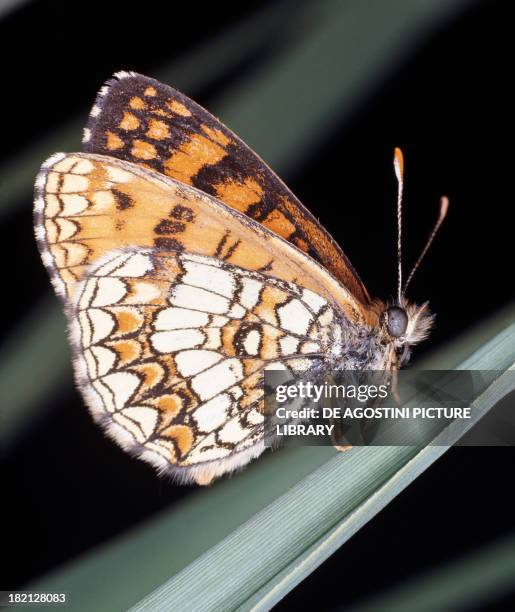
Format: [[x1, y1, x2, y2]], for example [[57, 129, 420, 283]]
[[386, 306, 408, 338]]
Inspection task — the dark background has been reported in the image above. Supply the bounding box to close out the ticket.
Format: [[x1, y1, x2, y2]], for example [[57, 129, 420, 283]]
[[1, 0, 514, 609]]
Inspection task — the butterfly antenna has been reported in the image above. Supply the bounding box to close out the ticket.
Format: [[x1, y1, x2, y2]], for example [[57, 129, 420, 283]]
[[403, 196, 449, 294], [393, 147, 404, 305]]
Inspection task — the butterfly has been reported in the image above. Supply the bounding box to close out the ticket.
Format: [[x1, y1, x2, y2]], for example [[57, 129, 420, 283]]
[[33, 71, 447, 485]]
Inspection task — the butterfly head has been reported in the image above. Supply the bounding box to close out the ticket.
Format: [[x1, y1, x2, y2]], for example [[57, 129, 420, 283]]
[[382, 301, 433, 367]]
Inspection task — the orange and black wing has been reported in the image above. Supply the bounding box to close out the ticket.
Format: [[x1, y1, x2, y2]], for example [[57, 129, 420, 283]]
[[34, 152, 374, 327], [83, 71, 370, 305]]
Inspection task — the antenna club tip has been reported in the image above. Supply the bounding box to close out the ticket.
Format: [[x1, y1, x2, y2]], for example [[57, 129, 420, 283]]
[[393, 147, 404, 179], [440, 196, 449, 218]]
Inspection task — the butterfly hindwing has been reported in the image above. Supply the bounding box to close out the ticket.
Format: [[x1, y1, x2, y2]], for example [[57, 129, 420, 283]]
[[70, 247, 336, 484], [83, 71, 371, 305]]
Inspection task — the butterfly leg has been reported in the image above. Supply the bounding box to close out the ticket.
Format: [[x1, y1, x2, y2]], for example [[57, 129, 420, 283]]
[[329, 415, 353, 451], [334, 443, 353, 452]]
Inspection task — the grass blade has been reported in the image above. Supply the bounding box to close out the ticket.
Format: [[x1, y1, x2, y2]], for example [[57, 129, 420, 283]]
[[0, 300, 69, 449], [130, 321, 515, 611], [29, 308, 515, 611]]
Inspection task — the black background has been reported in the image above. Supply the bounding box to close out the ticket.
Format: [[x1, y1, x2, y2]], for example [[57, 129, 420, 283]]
[[1, 0, 514, 609]]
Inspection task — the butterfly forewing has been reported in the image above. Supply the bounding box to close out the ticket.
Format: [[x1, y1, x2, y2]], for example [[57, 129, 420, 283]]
[[34, 152, 374, 328], [83, 71, 370, 305]]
